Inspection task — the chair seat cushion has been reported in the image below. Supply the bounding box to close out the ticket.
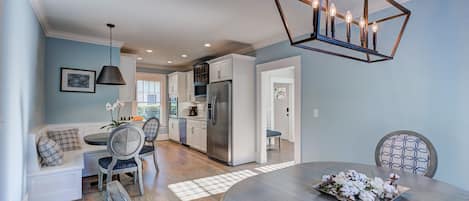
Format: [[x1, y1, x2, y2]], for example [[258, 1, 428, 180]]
[[98, 157, 137, 170], [266, 129, 282, 137], [139, 145, 154, 155]]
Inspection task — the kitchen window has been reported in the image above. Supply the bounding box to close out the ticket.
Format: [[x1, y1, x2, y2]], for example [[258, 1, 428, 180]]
[[134, 72, 167, 127], [136, 80, 161, 120]]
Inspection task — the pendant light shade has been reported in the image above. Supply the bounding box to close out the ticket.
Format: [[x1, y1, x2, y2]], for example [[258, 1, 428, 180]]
[[96, 65, 126, 85], [97, 23, 126, 85]]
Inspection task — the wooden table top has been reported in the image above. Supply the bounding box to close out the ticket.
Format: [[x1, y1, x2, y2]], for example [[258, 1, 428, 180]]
[[83, 133, 109, 146], [222, 162, 469, 201]]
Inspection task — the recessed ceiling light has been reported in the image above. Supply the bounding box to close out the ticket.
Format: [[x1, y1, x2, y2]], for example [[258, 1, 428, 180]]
[[181, 54, 188, 58], [204, 43, 211, 47], [137, 57, 143, 60], [145, 49, 153, 53], [167, 61, 173, 64]]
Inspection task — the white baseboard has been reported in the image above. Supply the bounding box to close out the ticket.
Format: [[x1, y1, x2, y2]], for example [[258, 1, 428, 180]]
[[157, 133, 169, 141]]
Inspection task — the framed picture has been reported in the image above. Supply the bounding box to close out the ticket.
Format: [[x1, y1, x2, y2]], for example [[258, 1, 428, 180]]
[[60, 67, 96, 93]]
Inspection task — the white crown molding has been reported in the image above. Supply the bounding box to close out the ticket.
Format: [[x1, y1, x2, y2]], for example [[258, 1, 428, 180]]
[[137, 62, 187, 71], [30, 0, 50, 35], [29, 0, 124, 48], [46, 30, 124, 48]]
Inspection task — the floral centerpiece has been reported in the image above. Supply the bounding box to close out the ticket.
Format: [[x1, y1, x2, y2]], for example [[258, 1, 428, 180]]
[[313, 170, 408, 201], [101, 99, 126, 130]]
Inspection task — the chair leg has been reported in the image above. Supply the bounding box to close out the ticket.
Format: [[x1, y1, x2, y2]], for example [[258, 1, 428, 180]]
[[138, 165, 144, 195], [98, 171, 103, 191], [106, 170, 113, 189], [152, 151, 159, 172], [133, 171, 138, 184]]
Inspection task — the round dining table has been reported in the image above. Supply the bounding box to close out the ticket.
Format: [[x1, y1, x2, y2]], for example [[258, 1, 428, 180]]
[[83, 132, 110, 145], [222, 162, 469, 201]]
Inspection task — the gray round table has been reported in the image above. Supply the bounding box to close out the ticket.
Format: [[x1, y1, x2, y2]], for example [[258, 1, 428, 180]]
[[83, 133, 110, 145], [222, 162, 469, 201]]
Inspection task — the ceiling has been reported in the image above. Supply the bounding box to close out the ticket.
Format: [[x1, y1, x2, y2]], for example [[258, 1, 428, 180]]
[[32, 0, 409, 69]]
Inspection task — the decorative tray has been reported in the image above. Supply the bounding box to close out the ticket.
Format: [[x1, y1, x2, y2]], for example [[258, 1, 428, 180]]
[[312, 170, 410, 201]]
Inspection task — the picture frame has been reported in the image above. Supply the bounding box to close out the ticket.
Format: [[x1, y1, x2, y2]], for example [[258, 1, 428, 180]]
[[60, 67, 96, 93]]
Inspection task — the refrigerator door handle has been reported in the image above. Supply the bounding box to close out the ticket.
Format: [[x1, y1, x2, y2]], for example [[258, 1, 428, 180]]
[[212, 96, 217, 125], [207, 96, 212, 121]]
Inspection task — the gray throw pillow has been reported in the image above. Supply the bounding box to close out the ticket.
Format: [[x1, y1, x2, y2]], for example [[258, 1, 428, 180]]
[[37, 136, 64, 166], [47, 128, 81, 151]]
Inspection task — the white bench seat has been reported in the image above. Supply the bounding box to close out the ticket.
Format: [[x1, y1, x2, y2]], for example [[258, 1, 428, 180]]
[[27, 125, 107, 201], [28, 149, 84, 201]]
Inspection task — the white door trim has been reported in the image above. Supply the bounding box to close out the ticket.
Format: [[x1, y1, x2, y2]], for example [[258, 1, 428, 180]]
[[256, 56, 302, 164]]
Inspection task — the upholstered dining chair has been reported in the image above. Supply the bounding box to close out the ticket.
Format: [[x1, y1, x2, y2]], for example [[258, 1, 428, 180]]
[[375, 130, 438, 178], [98, 125, 145, 195], [139, 117, 160, 172]]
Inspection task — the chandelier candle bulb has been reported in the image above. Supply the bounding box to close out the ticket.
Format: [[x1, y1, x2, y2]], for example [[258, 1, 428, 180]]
[[325, 0, 329, 36], [359, 16, 366, 47], [312, 0, 320, 34], [330, 3, 336, 38], [345, 10, 352, 43], [372, 22, 379, 51]]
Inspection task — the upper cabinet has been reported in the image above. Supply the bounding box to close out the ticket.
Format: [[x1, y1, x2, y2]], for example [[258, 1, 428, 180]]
[[168, 72, 187, 101], [119, 54, 137, 102], [209, 58, 233, 83], [186, 70, 195, 102]]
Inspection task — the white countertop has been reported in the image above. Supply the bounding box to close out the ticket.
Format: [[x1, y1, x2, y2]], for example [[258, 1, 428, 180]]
[[182, 116, 207, 121]]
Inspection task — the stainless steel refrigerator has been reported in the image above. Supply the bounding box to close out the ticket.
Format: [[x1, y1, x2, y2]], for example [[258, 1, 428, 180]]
[[207, 81, 232, 165]]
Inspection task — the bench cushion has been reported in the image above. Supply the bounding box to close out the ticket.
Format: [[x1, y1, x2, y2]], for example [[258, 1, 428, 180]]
[[37, 136, 64, 166], [47, 128, 82, 151], [98, 157, 137, 170]]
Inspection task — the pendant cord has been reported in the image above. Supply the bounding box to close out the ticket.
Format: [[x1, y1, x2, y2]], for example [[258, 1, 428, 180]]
[[109, 26, 112, 66]]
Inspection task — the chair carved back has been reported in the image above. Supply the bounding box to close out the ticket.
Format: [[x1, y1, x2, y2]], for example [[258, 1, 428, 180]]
[[107, 125, 145, 161], [142, 117, 160, 142], [375, 130, 438, 178]]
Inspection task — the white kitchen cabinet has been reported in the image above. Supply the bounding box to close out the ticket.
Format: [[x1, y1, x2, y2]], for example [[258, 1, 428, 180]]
[[168, 118, 180, 142], [119, 54, 137, 102], [207, 54, 257, 165], [168, 72, 187, 101], [186, 70, 195, 102], [186, 119, 207, 153], [209, 58, 233, 83]]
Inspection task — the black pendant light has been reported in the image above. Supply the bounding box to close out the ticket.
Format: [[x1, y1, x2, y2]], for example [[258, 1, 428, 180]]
[[97, 23, 126, 85]]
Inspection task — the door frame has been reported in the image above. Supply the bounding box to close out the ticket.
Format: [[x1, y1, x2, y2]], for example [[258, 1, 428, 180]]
[[256, 56, 302, 164]]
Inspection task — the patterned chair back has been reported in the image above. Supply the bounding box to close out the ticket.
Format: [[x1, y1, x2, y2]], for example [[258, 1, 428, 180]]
[[142, 117, 160, 142], [375, 130, 438, 178], [107, 125, 145, 160]]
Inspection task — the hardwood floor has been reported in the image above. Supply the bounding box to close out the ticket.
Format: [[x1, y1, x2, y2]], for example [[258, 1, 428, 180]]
[[267, 139, 294, 163], [82, 140, 294, 201]]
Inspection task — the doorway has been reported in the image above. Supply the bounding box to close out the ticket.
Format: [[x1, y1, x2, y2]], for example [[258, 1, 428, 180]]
[[256, 56, 301, 164]]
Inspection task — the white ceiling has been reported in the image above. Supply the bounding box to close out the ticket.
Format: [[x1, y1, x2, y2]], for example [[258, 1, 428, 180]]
[[32, 0, 409, 69]]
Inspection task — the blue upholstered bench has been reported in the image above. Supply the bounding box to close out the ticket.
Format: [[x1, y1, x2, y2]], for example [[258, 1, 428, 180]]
[[266, 129, 282, 150]]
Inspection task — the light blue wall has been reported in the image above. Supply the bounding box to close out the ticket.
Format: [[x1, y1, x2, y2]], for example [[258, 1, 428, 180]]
[[45, 38, 120, 123], [255, 0, 469, 190], [0, 0, 46, 200]]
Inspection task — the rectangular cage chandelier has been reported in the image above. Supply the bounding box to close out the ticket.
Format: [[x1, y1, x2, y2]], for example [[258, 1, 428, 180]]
[[274, 0, 411, 63]]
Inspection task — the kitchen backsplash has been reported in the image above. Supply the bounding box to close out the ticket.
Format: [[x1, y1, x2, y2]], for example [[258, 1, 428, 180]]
[[179, 101, 207, 118]]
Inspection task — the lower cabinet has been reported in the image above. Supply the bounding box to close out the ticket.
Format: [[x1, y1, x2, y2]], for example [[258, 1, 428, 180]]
[[187, 120, 207, 153], [168, 118, 180, 142]]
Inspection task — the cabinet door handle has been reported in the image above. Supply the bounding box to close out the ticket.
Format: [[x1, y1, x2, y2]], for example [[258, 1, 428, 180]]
[[217, 70, 221, 79]]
